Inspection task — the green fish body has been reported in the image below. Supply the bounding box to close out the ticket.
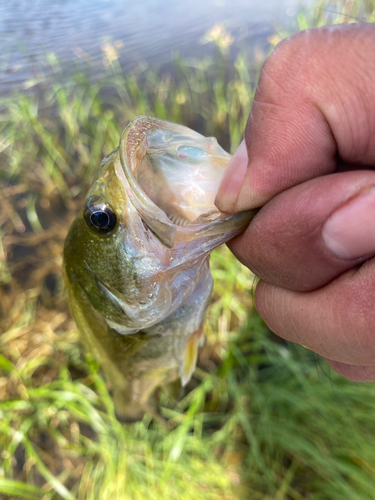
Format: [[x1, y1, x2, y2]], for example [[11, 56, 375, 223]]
[[63, 116, 256, 421]]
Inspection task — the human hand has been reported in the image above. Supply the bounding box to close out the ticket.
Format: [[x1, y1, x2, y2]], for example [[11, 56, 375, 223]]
[[215, 23, 375, 381]]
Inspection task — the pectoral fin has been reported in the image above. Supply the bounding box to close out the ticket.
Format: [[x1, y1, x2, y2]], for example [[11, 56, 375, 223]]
[[180, 326, 204, 386]]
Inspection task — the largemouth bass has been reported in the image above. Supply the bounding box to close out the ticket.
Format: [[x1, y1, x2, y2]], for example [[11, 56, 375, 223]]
[[63, 116, 256, 421]]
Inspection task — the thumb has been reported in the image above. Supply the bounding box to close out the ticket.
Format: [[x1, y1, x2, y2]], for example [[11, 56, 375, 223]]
[[215, 24, 375, 213], [215, 140, 249, 213]]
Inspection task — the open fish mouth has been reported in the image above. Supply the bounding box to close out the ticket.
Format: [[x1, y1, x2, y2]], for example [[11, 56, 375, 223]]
[[118, 116, 256, 249]]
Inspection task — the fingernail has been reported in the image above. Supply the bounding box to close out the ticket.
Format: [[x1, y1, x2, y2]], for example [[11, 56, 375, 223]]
[[323, 186, 375, 259], [215, 140, 248, 213]]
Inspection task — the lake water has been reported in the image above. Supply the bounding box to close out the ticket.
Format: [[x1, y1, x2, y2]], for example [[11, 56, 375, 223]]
[[1, 0, 304, 93]]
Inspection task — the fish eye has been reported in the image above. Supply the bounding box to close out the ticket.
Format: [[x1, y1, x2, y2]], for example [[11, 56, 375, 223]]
[[84, 197, 117, 234]]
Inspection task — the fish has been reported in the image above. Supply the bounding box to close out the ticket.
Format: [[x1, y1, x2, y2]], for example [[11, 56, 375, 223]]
[[63, 116, 257, 422]]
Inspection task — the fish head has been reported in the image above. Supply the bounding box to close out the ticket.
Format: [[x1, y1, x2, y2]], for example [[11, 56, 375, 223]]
[[63, 116, 257, 335]]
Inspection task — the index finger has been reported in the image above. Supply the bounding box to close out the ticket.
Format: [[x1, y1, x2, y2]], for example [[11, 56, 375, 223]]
[[215, 23, 375, 213]]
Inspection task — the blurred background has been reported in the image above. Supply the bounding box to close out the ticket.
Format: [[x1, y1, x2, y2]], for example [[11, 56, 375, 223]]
[[1, 0, 302, 94], [1, 1, 375, 499]]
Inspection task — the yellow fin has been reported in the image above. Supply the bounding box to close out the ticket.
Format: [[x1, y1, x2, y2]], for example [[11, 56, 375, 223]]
[[180, 326, 204, 386]]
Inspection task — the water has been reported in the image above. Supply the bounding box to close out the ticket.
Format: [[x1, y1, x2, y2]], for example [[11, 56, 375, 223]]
[[1, 0, 301, 93]]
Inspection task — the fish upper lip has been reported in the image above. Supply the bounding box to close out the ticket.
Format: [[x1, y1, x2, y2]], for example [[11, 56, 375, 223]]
[[83, 259, 173, 330], [83, 260, 142, 321]]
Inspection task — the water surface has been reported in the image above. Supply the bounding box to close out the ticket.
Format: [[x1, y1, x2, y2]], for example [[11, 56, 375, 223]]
[[1, 0, 301, 93]]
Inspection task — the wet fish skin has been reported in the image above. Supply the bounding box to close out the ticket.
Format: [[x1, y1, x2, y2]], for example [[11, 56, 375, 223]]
[[63, 116, 257, 421]]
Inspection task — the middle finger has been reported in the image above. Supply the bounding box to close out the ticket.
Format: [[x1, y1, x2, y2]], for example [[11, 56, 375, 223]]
[[229, 169, 375, 292]]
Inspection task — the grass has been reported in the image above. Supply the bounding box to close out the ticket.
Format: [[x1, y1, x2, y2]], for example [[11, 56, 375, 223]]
[[1, 1, 375, 498]]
